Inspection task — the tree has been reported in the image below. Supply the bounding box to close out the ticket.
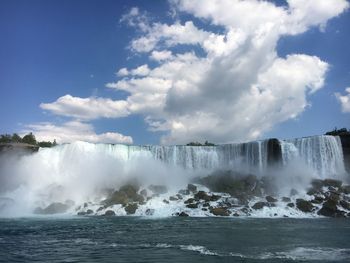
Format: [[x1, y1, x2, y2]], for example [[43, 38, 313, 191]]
[[11, 133, 22, 143], [22, 132, 37, 145], [0, 134, 12, 143]]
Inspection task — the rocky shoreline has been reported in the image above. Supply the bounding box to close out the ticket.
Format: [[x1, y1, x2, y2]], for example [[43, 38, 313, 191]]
[[33, 172, 350, 218]]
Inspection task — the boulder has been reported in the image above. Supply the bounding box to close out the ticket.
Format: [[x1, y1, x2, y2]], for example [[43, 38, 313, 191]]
[[178, 189, 190, 195], [341, 185, 350, 194], [296, 199, 314, 213], [187, 184, 197, 192], [186, 203, 198, 209], [340, 200, 350, 210], [104, 210, 115, 216], [311, 196, 324, 204], [178, 212, 189, 217], [145, 209, 155, 216], [287, 202, 295, 208], [252, 202, 269, 210], [104, 184, 144, 207], [184, 198, 195, 204], [194, 191, 211, 201], [77, 211, 87, 216], [317, 199, 340, 217], [86, 209, 94, 215], [210, 194, 221, 201], [125, 203, 138, 214], [163, 199, 169, 204], [169, 196, 178, 201], [282, 197, 291, 202], [176, 194, 183, 200], [265, 196, 277, 202], [210, 207, 230, 216], [149, 185, 168, 194], [323, 179, 342, 188]]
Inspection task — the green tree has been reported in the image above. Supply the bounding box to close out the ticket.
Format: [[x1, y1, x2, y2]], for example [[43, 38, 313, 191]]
[[11, 133, 22, 143], [0, 134, 12, 143], [22, 132, 37, 145]]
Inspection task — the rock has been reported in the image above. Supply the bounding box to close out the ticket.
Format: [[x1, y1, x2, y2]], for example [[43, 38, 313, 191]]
[[178, 189, 190, 195], [187, 184, 197, 192], [140, 189, 147, 196], [125, 203, 138, 214], [324, 179, 342, 188], [184, 198, 195, 204], [84, 202, 88, 208], [97, 207, 104, 212], [311, 179, 324, 190], [163, 199, 169, 204], [341, 185, 350, 194], [287, 202, 295, 208], [176, 194, 183, 200], [203, 202, 210, 207], [86, 209, 94, 215], [252, 202, 269, 210], [296, 199, 314, 213], [340, 200, 350, 210], [104, 184, 144, 206], [202, 208, 208, 211], [194, 191, 211, 201], [233, 213, 239, 217], [186, 203, 198, 209], [104, 210, 115, 216], [311, 196, 324, 204], [210, 207, 230, 216], [266, 196, 277, 202], [282, 197, 291, 202], [77, 211, 87, 216], [145, 209, 155, 216], [178, 212, 189, 217], [210, 194, 221, 201], [35, 202, 69, 214], [149, 185, 168, 195], [317, 199, 340, 217], [169, 196, 178, 201], [325, 192, 340, 203]]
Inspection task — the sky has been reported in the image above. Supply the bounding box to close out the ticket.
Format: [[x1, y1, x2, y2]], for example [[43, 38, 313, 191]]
[[0, 0, 350, 145]]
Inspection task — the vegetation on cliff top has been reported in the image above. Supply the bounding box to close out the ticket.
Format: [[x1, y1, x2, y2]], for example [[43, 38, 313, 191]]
[[0, 133, 57, 148], [325, 127, 350, 136]]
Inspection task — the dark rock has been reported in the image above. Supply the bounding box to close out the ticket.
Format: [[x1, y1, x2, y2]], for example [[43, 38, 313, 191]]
[[104, 210, 115, 216], [86, 209, 94, 215], [125, 203, 138, 214], [240, 207, 251, 214], [97, 207, 104, 212], [145, 209, 155, 216], [186, 203, 198, 209], [178, 189, 190, 195], [202, 208, 208, 211], [104, 184, 144, 207], [176, 194, 183, 199], [325, 192, 340, 203], [84, 202, 88, 208], [140, 189, 147, 196], [203, 202, 210, 207], [77, 211, 87, 216], [210, 194, 221, 201], [282, 197, 291, 202], [252, 202, 269, 210], [287, 202, 295, 208], [311, 196, 324, 204], [184, 198, 195, 204], [311, 179, 324, 190], [341, 185, 350, 194], [233, 213, 239, 217], [163, 199, 169, 204], [340, 200, 350, 210], [266, 196, 277, 202], [324, 179, 342, 188], [169, 196, 178, 201], [210, 207, 230, 216], [35, 202, 69, 215], [178, 212, 189, 217], [317, 199, 339, 217], [187, 184, 197, 192], [194, 191, 211, 201], [149, 185, 168, 195], [296, 199, 314, 213]]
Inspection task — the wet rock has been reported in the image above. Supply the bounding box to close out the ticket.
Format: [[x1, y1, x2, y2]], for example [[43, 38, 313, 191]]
[[176, 194, 183, 200], [86, 209, 94, 215], [104, 184, 144, 207], [282, 197, 291, 202], [202, 208, 208, 211], [149, 185, 168, 195], [317, 199, 340, 217], [163, 199, 169, 204], [296, 199, 314, 213], [266, 196, 277, 202], [194, 191, 211, 202], [311, 179, 324, 190], [145, 209, 155, 216], [210, 207, 230, 216], [287, 202, 295, 208], [325, 192, 340, 203], [240, 207, 251, 214], [233, 212, 239, 217], [97, 207, 104, 212], [77, 211, 87, 216], [340, 200, 350, 210], [252, 202, 269, 210], [125, 203, 138, 214], [178, 189, 190, 195], [341, 185, 350, 194], [178, 212, 189, 217], [184, 198, 195, 204], [210, 194, 221, 201], [104, 210, 115, 216], [186, 203, 198, 209], [35, 202, 69, 215], [203, 202, 210, 207], [169, 196, 178, 201], [187, 184, 197, 192], [324, 179, 342, 188], [140, 189, 147, 196], [311, 196, 324, 204]]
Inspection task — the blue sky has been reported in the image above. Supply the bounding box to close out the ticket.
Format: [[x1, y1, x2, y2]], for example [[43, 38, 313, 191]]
[[0, 0, 349, 145]]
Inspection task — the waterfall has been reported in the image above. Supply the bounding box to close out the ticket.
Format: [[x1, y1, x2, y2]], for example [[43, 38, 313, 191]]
[[280, 135, 345, 178]]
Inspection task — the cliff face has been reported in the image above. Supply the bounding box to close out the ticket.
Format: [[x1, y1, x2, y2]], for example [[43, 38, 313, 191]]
[[339, 135, 350, 173], [267, 138, 282, 166]]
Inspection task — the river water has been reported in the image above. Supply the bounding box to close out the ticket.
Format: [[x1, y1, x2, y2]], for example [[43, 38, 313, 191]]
[[1, 217, 349, 262]]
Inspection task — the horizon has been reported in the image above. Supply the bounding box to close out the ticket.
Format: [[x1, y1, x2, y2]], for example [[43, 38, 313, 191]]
[[1, 0, 350, 145]]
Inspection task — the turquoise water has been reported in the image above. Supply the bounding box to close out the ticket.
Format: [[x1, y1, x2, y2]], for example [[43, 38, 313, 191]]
[[0, 217, 350, 262]]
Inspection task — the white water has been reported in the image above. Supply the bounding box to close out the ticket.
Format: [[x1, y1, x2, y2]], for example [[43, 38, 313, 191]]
[[0, 135, 347, 217]]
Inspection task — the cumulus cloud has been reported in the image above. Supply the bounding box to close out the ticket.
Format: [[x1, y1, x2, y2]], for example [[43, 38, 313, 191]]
[[335, 87, 350, 113], [39, 0, 349, 144], [40, 95, 130, 120], [23, 121, 133, 144]]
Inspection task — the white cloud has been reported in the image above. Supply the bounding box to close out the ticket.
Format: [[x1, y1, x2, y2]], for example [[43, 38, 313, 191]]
[[40, 95, 130, 120], [150, 50, 173, 61], [335, 87, 350, 113], [23, 121, 133, 144], [116, 67, 129, 77]]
